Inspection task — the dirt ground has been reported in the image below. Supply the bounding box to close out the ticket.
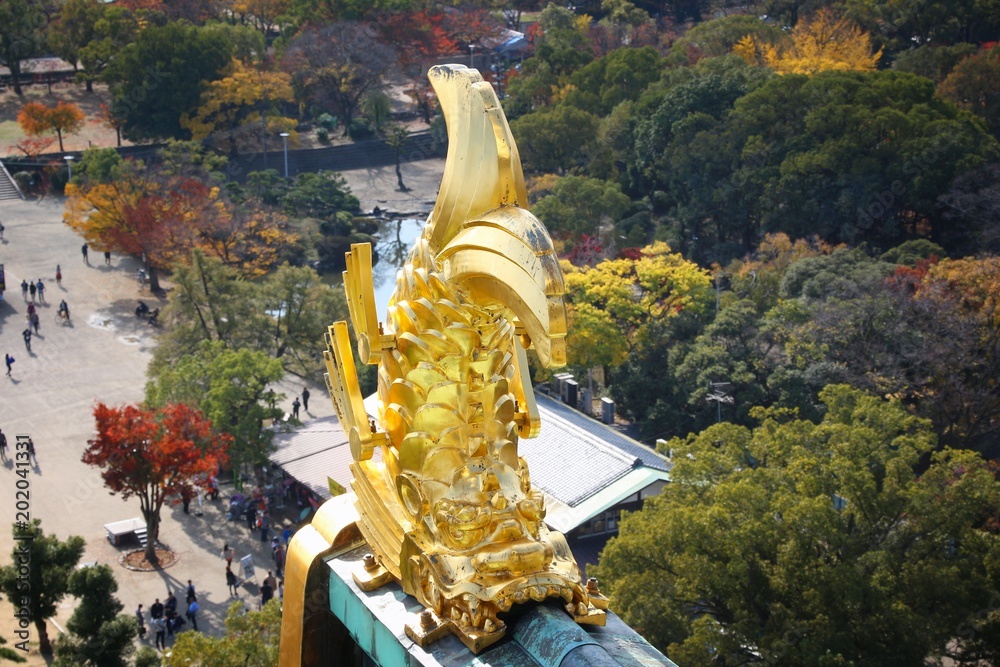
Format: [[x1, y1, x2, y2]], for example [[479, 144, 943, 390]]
[[0, 76, 427, 158], [0, 596, 55, 666], [0, 82, 127, 156]]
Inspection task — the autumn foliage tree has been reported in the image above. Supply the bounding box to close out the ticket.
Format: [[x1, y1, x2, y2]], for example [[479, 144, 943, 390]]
[[561, 242, 713, 382], [181, 59, 297, 156], [735, 9, 882, 75], [17, 101, 86, 152], [64, 163, 216, 291], [64, 155, 297, 286], [82, 403, 230, 565]]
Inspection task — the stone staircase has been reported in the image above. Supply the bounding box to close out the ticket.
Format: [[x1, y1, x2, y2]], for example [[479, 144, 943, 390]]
[[0, 160, 24, 201], [134, 525, 148, 548]]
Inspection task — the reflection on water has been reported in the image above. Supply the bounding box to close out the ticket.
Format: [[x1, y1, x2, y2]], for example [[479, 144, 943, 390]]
[[324, 217, 425, 319]]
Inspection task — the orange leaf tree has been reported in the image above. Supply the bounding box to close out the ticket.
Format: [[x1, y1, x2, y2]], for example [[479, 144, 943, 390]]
[[82, 403, 230, 565], [64, 162, 215, 290], [17, 100, 85, 152]]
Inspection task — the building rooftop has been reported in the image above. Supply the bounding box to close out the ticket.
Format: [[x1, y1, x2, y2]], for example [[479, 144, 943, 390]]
[[270, 392, 670, 534]]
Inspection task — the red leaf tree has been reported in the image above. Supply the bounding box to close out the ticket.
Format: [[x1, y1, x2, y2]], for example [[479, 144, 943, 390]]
[[82, 403, 231, 565]]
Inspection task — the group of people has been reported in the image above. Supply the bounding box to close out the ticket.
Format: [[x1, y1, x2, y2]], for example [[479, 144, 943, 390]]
[[221, 542, 285, 609], [136, 581, 200, 651], [8, 270, 69, 368], [291, 386, 310, 420], [20, 277, 47, 304], [81, 244, 111, 266]]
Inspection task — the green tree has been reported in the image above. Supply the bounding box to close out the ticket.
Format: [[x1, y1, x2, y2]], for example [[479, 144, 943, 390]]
[[639, 69, 1000, 262], [562, 46, 663, 116], [258, 263, 350, 376], [163, 600, 280, 666], [281, 171, 360, 221], [72, 147, 125, 186], [891, 43, 978, 82], [510, 105, 600, 173], [52, 565, 138, 667], [146, 340, 285, 468], [532, 175, 631, 242], [668, 15, 784, 64], [843, 0, 1000, 55], [153, 254, 351, 379], [48, 0, 102, 79], [0, 0, 47, 96], [104, 22, 236, 141], [0, 521, 85, 655], [78, 4, 137, 91], [152, 252, 266, 371], [594, 385, 1000, 665]]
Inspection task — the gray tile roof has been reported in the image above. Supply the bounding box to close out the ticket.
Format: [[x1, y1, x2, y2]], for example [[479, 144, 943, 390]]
[[521, 392, 670, 507], [271, 393, 669, 510], [269, 416, 380, 500]]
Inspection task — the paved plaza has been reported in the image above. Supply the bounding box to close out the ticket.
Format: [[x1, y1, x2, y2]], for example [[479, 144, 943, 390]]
[[0, 158, 444, 661]]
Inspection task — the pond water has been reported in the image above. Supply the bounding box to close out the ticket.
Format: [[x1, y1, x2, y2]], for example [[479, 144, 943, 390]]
[[324, 217, 425, 319]]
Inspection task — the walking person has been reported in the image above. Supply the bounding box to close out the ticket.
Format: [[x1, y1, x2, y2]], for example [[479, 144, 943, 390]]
[[222, 543, 234, 566], [291, 397, 300, 420], [5, 353, 14, 377], [186, 599, 199, 631], [260, 579, 274, 608], [302, 386, 310, 412], [135, 604, 146, 639], [226, 565, 238, 596], [55, 265, 62, 287], [0, 221, 4, 240], [274, 543, 286, 578], [260, 512, 270, 542], [153, 617, 166, 650], [150, 598, 163, 621], [20, 280, 27, 300], [26, 438, 35, 464], [30, 312, 39, 335], [246, 504, 256, 532], [185, 580, 197, 605], [36, 279, 44, 304], [164, 591, 177, 619], [0, 429, 8, 461], [81, 243, 89, 263], [104, 250, 111, 266], [28, 282, 36, 302], [22, 328, 31, 352]]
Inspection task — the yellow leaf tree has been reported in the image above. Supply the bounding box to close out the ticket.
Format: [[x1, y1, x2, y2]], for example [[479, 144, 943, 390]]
[[735, 9, 882, 75], [194, 198, 298, 277], [181, 59, 296, 156], [562, 241, 712, 379], [228, 0, 288, 36]]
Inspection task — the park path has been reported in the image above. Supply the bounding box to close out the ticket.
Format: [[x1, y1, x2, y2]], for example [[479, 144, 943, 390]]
[[0, 157, 444, 661]]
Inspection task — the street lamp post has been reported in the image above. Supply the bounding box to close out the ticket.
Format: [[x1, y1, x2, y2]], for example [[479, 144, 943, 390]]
[[469, 44, 476, 68], [280, 132, 290, 179], [64, 155, 74, 181]]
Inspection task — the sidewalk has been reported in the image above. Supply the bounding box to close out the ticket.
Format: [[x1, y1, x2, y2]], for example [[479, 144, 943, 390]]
[[0, 195, 335, 661]]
